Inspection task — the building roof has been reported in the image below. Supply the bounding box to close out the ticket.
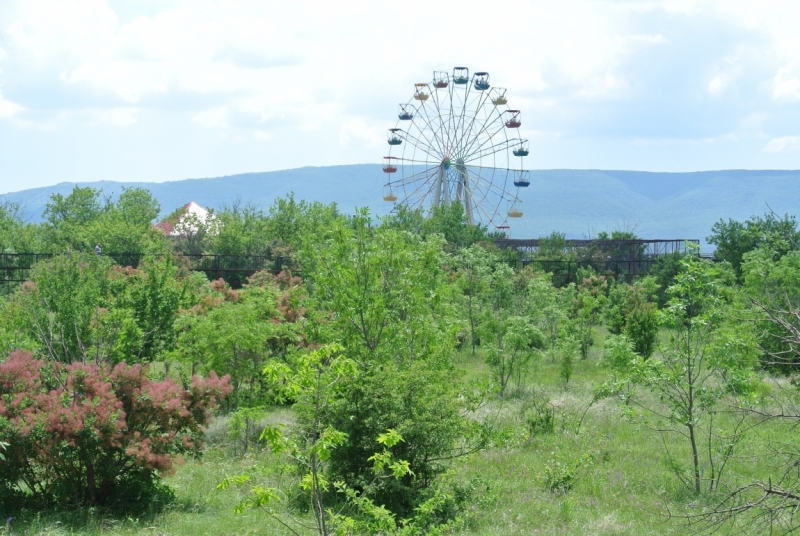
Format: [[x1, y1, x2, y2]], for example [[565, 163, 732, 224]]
[[155, 201, 217, 236]]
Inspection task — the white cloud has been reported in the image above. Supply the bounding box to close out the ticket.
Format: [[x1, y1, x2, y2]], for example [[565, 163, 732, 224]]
[[253, 129, 273, 141], [0, 92, 23, 119], [773, 68, 800, 102], [338, 117, 385, 149], [89, 107, 138, 126], [192, 106, 229, 129], [3, 0, 800, 188], [764, 136, 800, 153]]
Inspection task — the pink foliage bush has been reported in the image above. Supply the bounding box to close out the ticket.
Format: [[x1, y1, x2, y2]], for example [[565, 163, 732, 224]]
[[0, 350, 231, 507]]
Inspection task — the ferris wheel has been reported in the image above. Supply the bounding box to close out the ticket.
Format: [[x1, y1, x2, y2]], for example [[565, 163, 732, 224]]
[[382, 67, 530, 229]]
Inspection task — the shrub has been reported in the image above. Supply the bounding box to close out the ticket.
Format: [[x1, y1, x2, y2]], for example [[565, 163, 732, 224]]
[[542, 453, 594, 494], [0, 350, 231, 509], [520, 395, 555, 437], [601, 334, 638, 371], [313, 360, 475, 518], [624, 302, 659, 358]]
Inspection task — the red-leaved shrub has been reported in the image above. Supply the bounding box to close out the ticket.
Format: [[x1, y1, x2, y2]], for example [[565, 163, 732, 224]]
[[0, 350, 231, 508]]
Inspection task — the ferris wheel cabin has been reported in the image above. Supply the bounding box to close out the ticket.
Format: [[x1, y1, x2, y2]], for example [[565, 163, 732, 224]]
[[383, 156, 399, 173], [508, 199, 523, 218], [473, 72, 490, 90], [513, 139, 529, 156], [490, 88, 508, 105], [398, 104, 414, 120], [414, 83, 430, 101], [433, 71, 449, 88], [383, 185, 398, 202], [513, 170, 530, 187], [504, 110, 521, 128], [453, 67, 470, 85], [387, 128, 402, 145]]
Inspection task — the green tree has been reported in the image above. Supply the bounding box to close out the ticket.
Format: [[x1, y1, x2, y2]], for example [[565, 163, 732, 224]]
[[42, 186, 165, 255], [526, 274, 571, 363], [604, 278, 659, 358], [169, 275, 308, 409], [708, 212, 799, 279], [454, 244, 496, 354], [481, 314, 542, 396], [302, 210, 478, 516], [609, 253, 759, 494], [306, 209, 450, 365], [572, 267, 607, 359], [265, 193, 341, 249], [42, 186, 104, 252], [0, 201, 43, 253], [649, 251, 685, 308], [4, 253, 189, 364], [742, 246, 800, 371], [421, 202, 490, 248], [99, 187, 166, 255]]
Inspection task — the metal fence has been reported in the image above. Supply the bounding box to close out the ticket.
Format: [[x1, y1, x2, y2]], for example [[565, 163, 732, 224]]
[[0, 253, 292, 286], [507, 258, 662, 286], [494, 238, 699, 259]]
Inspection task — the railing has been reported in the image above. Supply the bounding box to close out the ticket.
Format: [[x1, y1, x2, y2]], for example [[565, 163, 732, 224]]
[[494, 238, 700, 258], [508, 258, 661, 286], [0, 249, 704, 288], [0, 253, 293, 285]]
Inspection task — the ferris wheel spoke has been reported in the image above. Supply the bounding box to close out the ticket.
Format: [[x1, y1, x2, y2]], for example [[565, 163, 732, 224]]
[[431, 89, 454, 156], [456, 171, 499, 225], [406, 110, 444, 160], [461, 168, 509, 224], [460, 110, 506, 159], [468, 172, 515, 202], [417, 99, 447, 157], [462, 138, 517, 163], [451, 83, 475, 154], [465, 166, 515, 201], [401, 171, 440, 208], [389, 164, 439, 186], [452, 90, 493, 156], [396, 130, 443, 162], [448, 165, 504, 225], [396, 156, 441, 166]]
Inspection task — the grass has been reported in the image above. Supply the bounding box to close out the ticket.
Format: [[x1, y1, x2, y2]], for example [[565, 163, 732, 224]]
[[2, 329, 794, 535]]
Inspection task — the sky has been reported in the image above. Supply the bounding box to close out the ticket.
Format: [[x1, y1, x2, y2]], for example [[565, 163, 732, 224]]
[[1, 0, 800, 194]]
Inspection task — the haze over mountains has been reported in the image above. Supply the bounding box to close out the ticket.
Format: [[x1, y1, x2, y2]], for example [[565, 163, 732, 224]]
[[3, 166, 800, 249]]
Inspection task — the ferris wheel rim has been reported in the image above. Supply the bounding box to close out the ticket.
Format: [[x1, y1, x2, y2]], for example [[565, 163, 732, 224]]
[[383, 67, 527, 227]]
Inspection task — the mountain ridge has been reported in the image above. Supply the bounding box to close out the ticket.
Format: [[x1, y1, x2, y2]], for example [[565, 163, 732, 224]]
[[3, 166, 799, 247]]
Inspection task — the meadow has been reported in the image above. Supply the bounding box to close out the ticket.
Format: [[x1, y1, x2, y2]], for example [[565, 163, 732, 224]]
[[2, 189, 800, 535], [3, 337, 792, 536]]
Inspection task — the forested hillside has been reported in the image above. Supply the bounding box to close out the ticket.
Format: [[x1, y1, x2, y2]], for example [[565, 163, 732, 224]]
[[3, 186, 800, 534], [3, 167, 800, 246]]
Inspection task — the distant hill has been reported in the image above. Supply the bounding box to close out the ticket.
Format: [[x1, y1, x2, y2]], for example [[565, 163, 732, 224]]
[[3, 166, 800, 249]]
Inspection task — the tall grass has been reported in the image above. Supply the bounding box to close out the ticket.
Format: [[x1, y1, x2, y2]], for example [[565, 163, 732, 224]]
[[3, 329, 790, 535]]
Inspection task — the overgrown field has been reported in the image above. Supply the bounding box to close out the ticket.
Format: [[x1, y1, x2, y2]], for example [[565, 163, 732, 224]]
[[3, 189, 800, 534], [2, 341, 795, 535]]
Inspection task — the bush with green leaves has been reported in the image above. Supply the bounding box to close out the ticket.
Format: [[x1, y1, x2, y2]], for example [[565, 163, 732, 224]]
[[168, 271, 309, 410], [624, 300, 659, 358], [315, 359, 478, 518], [520, 394, 555, 437], [2, 253, 189, 364], [543, 453, 594, 494], [604, 277, 659, 358], [601, 333, 638, 372]]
